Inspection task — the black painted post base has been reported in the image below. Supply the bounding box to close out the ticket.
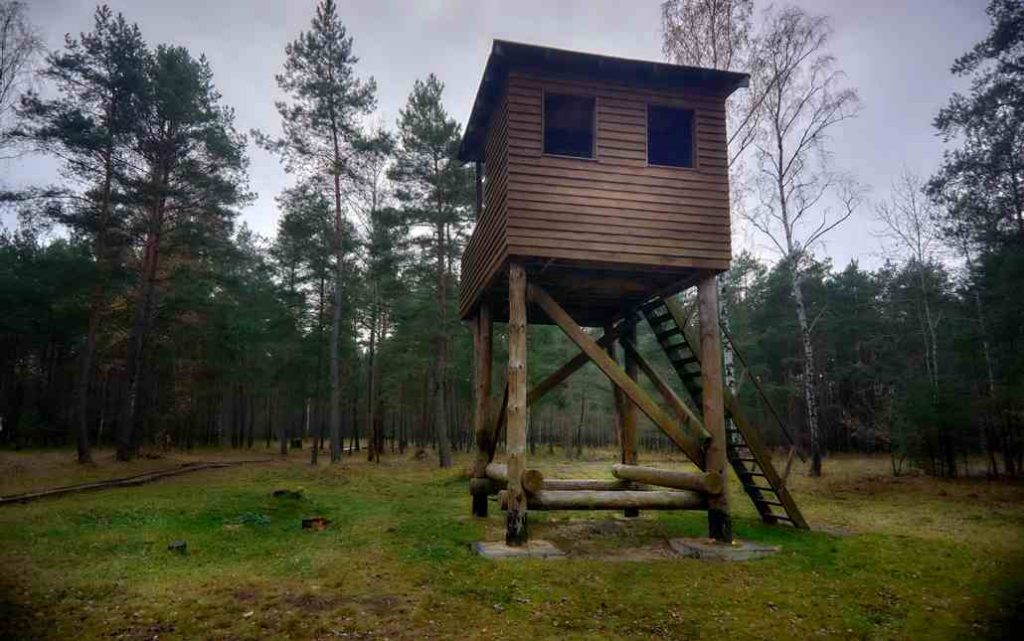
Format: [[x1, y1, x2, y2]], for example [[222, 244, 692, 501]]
[[470, 477, 491, 517], [708, 508, 733, 543], [505, 510, 528, 546], [471, 492, 489, 518]]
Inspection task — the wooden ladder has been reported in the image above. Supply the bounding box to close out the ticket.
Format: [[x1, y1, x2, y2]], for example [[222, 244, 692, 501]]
[[640, 297, 809, 529]]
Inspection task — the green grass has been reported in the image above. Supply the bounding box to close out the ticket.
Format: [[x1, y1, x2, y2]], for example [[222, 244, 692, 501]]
[[1, 449, 1022, 640]]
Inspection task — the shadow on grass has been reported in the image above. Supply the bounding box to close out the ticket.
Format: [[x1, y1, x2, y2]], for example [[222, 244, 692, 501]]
[[981, 557, 1024, 641], [0, 579, 50, 641]]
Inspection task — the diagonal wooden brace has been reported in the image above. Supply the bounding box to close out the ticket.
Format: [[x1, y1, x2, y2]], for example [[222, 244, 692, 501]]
[[527, 283, 706, 469], [619, 335, 711, 446], [527, 325, 621, 406]]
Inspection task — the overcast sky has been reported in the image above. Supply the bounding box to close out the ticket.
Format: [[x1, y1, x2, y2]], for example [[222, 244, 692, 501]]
[[7, 0, 990, 270]]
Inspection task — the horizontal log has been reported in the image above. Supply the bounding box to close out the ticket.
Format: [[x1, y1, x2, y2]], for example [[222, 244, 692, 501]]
[[611, 464, 722, 495], [541, 479, 648, 492], [485, 462, 544, 495], [499, 489, 707, 511]]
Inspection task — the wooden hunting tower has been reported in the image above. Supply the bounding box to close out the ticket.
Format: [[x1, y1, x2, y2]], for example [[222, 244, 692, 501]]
[[461, 41, 807, 546]]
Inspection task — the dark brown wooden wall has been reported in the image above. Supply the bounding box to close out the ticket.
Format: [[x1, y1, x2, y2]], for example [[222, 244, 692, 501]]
[[459, 71, 733, 319], [505, 71, 731, 269], [460, 91, 510, 318]]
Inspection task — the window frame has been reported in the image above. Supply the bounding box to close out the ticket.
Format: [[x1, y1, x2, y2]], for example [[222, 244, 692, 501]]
[[644, 103, 699, 171], [541, 90, 598, 161]]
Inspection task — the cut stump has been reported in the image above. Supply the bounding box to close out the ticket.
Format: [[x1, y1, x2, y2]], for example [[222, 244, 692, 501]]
[[301, 517, 331, 531], [167, 540, 188, 555]]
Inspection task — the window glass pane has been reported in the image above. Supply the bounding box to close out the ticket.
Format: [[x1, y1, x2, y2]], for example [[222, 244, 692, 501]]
[[647, 105, 694, 168], [544, 94, 595, 158]]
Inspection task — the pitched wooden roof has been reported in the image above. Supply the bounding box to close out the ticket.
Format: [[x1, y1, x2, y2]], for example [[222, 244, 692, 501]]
[[457, 39, 750, 163]]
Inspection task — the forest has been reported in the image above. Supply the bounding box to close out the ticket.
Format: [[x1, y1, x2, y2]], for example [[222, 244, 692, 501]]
[[0, 0, 1021, 482]]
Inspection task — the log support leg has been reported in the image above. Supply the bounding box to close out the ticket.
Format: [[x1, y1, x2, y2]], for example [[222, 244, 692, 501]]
[[699, 275, 732, 542], [470, 302, 493, 517], [506, 263, 529, 545], [620, 317, 639, 517]]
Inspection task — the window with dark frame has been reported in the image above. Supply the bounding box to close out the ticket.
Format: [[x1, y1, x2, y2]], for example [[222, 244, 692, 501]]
[[543, 93, 595, 158], [647, 105, 694, 168]]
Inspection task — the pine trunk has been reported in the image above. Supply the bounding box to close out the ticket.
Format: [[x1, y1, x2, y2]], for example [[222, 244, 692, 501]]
[[434, 220, 452, 468], [366, 299, 379, 463], [329, 167, 344, 462], [115, 196, 164, 462], [75, 282, 103, 464]]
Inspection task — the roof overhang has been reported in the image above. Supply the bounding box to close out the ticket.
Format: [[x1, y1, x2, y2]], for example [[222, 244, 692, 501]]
[[457, 39, 750, 163]]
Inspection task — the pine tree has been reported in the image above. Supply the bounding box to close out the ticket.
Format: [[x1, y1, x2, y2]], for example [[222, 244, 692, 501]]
[[15, 6, 147, 462], [348, 131, 402, 462], [115, 45, 249, 460], [257, 0, 376, 462], [390, 75, 472, 468]]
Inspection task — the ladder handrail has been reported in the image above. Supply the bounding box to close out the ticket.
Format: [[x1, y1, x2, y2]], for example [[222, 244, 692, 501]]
[[641, 296, 809, 529], [662, 294, 805, 463], [719, 321, 807, 464]]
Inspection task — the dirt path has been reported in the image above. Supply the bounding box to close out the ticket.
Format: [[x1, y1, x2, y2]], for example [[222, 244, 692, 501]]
[[0, 458, 273, 505]]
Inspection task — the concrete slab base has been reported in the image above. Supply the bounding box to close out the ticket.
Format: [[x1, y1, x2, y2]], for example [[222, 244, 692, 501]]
[[668, 537, 780, 561], [472, 539, 566, 559]]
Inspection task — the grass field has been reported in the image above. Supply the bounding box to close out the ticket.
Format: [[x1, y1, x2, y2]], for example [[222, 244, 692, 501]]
[[0, 447, 1022, 640]]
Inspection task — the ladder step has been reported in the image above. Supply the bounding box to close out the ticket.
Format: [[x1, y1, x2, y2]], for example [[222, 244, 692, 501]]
[[745, 485, 777, 493], [655, 327, 682, 340], [669, 355, 699, 367], [646, 312, 672, 325], [733, 457, 759, 463], [737, 470, 767, 478], [755, 499, 785, 507]]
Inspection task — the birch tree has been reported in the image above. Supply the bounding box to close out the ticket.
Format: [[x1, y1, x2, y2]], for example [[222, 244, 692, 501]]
[[257, 0, 376, 462], [745, 7, 861, 476], [661, 0, 760, 166], [0, 0, 43, 149]]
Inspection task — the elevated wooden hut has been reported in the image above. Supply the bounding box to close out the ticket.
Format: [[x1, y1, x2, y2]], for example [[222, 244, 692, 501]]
[[460, 41, 806, 546]]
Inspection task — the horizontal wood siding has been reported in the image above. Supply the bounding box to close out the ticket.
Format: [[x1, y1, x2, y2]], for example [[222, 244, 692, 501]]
[[459, 91, 509, 318], [504, 71, 731, 270]]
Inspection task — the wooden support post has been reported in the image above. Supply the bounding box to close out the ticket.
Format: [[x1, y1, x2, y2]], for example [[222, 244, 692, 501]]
[[698, 274, 732, 542], [490, 382, 508, 457], [470, 303, 493, 517], [528, 283, 706, 467], [505, 262, 528, 545], [604, 320, 626, 453], [620, 337, 711, 444], [620, 317, 639, 517]]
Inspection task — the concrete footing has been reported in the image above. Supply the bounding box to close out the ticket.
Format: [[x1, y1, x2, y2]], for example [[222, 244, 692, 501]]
[[472, 540, 565, 559], [668, 537, 780, 561]]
